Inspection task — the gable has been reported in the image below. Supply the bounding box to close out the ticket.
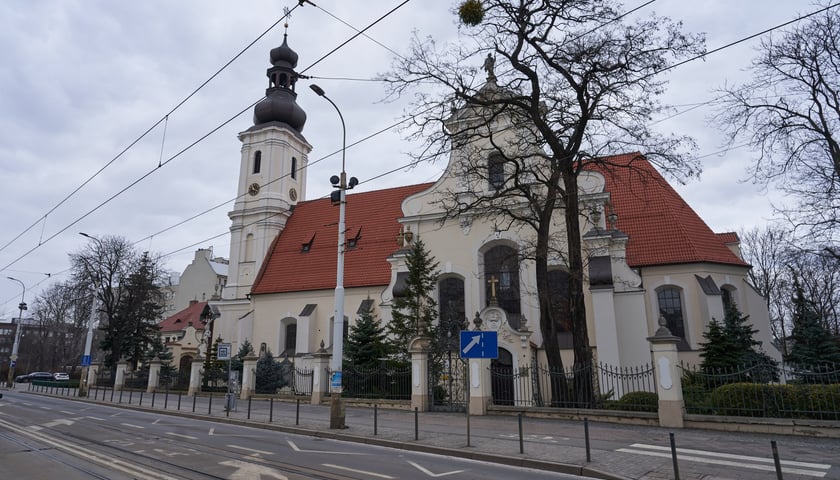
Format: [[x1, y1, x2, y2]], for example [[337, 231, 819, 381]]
[[158, 301, 209, 332]]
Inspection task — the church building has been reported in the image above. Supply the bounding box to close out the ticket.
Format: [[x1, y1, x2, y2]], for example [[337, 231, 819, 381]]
[[210, 32, 780, 384]]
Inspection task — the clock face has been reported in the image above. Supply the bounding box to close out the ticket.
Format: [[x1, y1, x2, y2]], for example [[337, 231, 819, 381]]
[[248, 183, 260, 196], [289, 188, 298, 201]]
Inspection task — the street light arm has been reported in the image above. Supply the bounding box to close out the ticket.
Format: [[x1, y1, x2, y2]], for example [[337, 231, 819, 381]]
[[310, 84, 346, 175], [6, 276, 25, 305]]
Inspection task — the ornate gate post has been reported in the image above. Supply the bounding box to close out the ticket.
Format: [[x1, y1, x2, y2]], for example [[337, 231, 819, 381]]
[[409, 336, 431, 411], [647, 316, 685, 428], [147, 357, 162, 393], [114, 358, 128, 392], [188, 358, 203, 396], [240, 355, 258, 399], [310, 343, 330, 405]]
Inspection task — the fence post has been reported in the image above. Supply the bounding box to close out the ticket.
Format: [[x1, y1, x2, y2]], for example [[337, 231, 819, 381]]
[[309, 349, 330, 405], [408, 336, 431, 412], [241, 355, 258, 400], [147, 357, 162, 394], [187, 359, 203, 397], [114, 358, 128, 393], [647, 318, 685, 428]]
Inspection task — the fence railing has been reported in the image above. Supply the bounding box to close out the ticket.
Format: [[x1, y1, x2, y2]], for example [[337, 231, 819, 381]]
[[340, 364, 411, 401], [680, 362, 840, 420], [491, 361, 656, 411]]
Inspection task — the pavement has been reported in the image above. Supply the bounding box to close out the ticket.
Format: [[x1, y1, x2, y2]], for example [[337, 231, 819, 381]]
[[4, 384, 839, 480]]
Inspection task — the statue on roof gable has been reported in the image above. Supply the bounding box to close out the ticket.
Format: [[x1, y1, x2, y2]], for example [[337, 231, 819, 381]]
[[483, 53, 496, 82]]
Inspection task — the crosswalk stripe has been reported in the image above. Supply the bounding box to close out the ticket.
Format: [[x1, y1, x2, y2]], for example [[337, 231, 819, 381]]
[[627, 443, 830, 469], [617, 448, 827, 478]]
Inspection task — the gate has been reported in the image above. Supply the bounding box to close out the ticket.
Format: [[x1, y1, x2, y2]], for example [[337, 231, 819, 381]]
[[428, 350, 467, 412]]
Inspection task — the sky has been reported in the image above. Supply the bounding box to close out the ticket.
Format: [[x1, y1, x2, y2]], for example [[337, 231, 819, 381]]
[[0, 1, 814, 316]]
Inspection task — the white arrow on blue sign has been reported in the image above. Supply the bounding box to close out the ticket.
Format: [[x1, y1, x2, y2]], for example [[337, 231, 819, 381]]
[[459, 331, 498, 359]]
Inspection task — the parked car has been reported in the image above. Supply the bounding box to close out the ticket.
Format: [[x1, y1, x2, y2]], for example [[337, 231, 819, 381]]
[[14, 372, 54, 383], [53, 372, 70, 381]]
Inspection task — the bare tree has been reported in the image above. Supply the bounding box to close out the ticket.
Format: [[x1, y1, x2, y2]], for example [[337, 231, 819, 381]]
[[71, 236, 165, 371], [29, 281, 89, 371], [718, 4, 840, 249], [382, 0, 704, 401]]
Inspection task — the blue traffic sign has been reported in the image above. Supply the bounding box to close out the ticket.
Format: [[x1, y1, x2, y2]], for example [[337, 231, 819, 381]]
[[81, 355, 91, 367], [459, 331, 498, 359]]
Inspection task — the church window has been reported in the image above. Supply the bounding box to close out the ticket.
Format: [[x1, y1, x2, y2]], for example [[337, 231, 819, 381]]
[[721, 285, 737, 311], [488, 152, 505, 190], [657, 287, 689, 350], [439, 276, 466, 328], [484, 245, 521, 316], [253, 151, 262, 174], [291, 157, 297, 179], [284, 323, 297, 354]]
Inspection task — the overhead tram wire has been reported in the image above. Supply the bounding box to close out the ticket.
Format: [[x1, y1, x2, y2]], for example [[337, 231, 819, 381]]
[[0, 6, 301, 259], [7, 2, 823, 280]]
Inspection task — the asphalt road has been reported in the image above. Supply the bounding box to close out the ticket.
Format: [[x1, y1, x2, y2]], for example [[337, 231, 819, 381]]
[[0, 390, 591, 480]]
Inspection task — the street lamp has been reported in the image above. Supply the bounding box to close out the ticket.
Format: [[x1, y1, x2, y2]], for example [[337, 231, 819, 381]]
[[310, 83, 358, 429], [5, 277, 27, 388], [78, 232, 103, 397]]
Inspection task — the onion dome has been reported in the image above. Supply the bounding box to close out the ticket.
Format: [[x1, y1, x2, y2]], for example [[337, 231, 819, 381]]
[[253, 34, 307, 132]]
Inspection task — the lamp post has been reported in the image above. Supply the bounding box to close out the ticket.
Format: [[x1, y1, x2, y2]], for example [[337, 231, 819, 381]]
[[78, 232, 102, 397], [6, 277, 27, 388], [310, 83, 357, 429]]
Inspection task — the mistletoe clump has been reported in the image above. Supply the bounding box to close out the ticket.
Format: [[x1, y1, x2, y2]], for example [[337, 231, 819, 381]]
[[458, 0, 484, 26]]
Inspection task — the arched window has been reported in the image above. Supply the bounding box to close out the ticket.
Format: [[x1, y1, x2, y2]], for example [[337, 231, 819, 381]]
[[657, 287, 689, 350], [488, 152, 505, 190], [439, 277, 466, 350], [484, 245, 520, 316], [548, 269, 573, 348], [253, 151, 262, 174], [291, 157, 297, 179], [721, 285, 737, 311], [284, 323, 297, 354]]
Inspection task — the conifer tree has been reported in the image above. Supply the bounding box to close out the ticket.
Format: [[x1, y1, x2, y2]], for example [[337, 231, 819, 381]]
[[785, 276, 840, 370], [344, 303, 389, 370], [255, 348, 280, 394], [389, 238, 440, 362], [699, 301, 778, 382], [202, 335, 226, 389]]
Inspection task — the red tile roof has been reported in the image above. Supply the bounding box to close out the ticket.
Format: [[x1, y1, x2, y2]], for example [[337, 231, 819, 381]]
[[716, 232, 740, 245], [252, 154, 746, 295], [158, 301, 209, 332], [593, 153, 747, 268], [252, 183, 433, 294]]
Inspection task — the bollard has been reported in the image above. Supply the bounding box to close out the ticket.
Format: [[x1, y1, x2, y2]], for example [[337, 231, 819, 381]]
[[374, 404, 378, 436], [296, 398, 300, 426], [670, 432, 680, 480], [415, 407, 419, 441], [192, 393, 197, 413], [164, 389, 169, 409], [269, 397, 274, 423], [177, 392, 182, 411], [208, 393, 213, 415], [139, 391, 144, 406], [152, 391, 156, 408], [119, 389, 124, 404], [518, 413, 524, 454], [129, 390, 133, 404], [110, 388, 115, 402], [247, 397, 252, 420], [467, 413, 471, 447], [584, 418, 591, 462], [771, 440, 783, 480]]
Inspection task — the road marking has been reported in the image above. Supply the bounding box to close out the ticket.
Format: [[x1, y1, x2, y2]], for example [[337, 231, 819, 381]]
[[40, 406, 52, 410], [60, 410, 75, 415], [228, 444, 274, 455], [323, 463, 393, 479], [219, 459, 288, 480], [618, 444, 830, 478], [0, 417, 178, 480], [208, 427, 251, 437], [407, 460, 465, 477], [86, 416, 105, 421], [165, 432, 198, 440], [287, 440, 367, 455], [43, 418, 77, 428], [121, 423, 145, 429]]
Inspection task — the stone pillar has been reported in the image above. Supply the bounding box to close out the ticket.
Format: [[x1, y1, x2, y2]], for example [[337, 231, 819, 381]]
[[114, 359, 128, 392], [147, 357, 162, 393], [468, 358, 492, 415], [87, 363, 100, 387], [309, 344, 330, 405], [409, 336, 431, 412], [188, 359, 203, 396], [240, 355, 258, 399], [647, 318, 685, 428]]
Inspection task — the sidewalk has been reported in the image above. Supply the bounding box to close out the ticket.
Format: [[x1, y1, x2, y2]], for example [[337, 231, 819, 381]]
[[10, 385, 840, 480]]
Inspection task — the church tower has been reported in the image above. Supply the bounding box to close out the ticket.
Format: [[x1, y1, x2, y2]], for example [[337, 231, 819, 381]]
[[215, 31, 312, 348]]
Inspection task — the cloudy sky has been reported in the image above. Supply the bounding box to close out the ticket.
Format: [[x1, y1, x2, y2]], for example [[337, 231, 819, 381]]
[[0, 1, 813, 315]]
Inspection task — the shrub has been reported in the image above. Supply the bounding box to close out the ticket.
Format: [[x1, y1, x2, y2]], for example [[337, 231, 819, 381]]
[[707, 382, 840, 420], [613, 391, 658, 412]]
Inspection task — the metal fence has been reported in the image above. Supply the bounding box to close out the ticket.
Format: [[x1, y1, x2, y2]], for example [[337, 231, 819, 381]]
[[680, 362, 840, 420], [491, 361, 656, 411], [340, 364, 411, 400]]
